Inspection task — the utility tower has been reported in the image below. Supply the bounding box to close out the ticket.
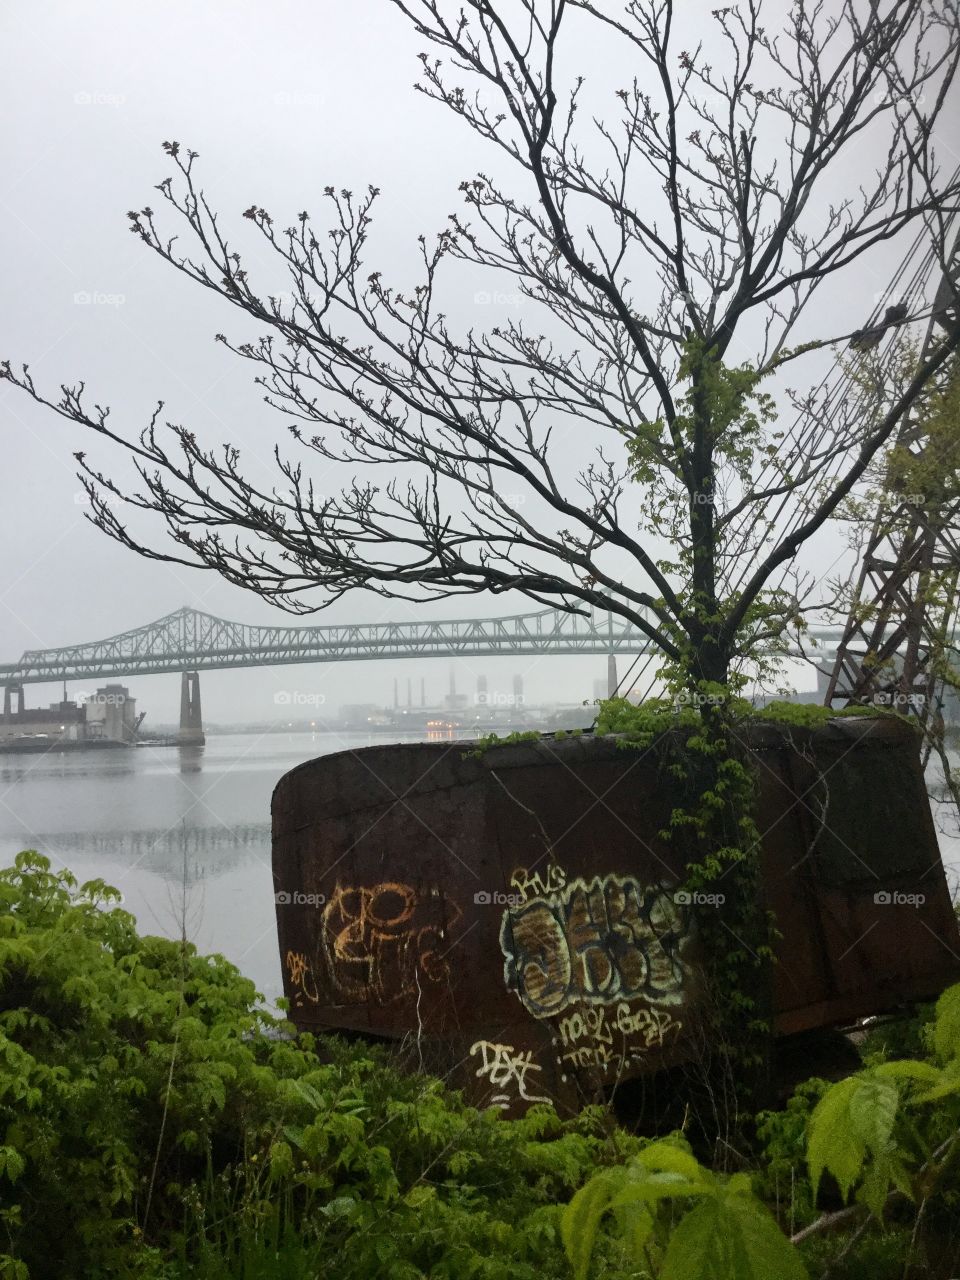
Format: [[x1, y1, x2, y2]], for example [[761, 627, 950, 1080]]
[[825, 228, 960, 734]]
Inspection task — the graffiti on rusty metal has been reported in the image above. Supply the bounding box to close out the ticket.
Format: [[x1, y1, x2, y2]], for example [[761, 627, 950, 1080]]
[[510, 863, 567, 902], [285, 949, 322, 1008], [500, 873, 691, 1018], [469, 1039, 550, 1108], [553, 1001, 683, 1071], [319, 881, 462, 1003]]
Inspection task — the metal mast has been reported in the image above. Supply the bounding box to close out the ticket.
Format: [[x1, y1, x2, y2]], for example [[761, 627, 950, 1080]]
[[824, 227, 960, 730]]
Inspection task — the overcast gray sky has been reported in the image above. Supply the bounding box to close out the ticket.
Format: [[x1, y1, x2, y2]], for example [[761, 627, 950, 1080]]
[[0, 0, 596, 721], [2, 1, 956, 725]]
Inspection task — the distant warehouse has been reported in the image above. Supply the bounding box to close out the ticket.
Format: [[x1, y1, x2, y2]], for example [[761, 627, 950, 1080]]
[[0, 683, 139, 747]]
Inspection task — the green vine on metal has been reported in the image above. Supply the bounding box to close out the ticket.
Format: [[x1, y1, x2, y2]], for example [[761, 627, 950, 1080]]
[[596, 687, 899, 1101]]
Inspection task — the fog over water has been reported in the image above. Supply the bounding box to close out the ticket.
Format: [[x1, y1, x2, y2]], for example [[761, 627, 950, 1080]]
[[0, 731, 441, 1003], [2, 731, 958, 1007]]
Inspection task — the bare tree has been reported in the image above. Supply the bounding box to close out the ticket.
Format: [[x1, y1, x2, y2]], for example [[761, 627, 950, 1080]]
[[4, 0, 960, 694]]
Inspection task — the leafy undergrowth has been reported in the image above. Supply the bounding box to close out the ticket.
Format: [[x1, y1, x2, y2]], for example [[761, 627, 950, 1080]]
[[595, 694, 904, 740], [0, 852, 641, 1279], [1, 851, 959, 1279]]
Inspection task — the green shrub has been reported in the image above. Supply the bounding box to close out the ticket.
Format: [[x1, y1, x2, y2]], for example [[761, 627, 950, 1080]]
[[0, 852, 642, 1279], [5, 850, 960, 1279]]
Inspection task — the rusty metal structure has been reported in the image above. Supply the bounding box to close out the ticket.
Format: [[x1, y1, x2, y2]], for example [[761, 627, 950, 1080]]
[[824, 226, 960, 728], [271, 218, 960, 1118], [273, 718, 960, 1115]]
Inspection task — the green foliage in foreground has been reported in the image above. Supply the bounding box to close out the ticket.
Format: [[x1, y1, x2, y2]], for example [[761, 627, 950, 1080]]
[[566, 986, 960, 1279], [2, 851, 959, 1279], [564, 1135, 807, 1280], [0, 852, 642, 1279]]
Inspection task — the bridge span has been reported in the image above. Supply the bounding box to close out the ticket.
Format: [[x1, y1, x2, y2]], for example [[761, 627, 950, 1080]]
[[0, 604, 843, 686], [0, 605, 847, 747]]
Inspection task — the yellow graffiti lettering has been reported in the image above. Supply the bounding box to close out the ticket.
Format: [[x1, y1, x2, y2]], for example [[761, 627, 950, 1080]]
[[469, 1040, 550, 1108], [557, 1005, 614, 1048], [560, 1042, 614, 1070], [321, 881, 462, 1004], [284, 949, 320, 1004], [616, 1002, 683, 1047], [510, 864, 567, 902], [501, 874, 692, 1017]]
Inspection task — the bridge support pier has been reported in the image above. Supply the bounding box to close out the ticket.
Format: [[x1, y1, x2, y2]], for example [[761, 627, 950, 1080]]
[[3, 683, 24, 722], [179, 671, 205, 746]]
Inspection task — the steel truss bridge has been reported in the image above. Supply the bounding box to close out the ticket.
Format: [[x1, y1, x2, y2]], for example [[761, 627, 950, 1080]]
[[0, 604, 846, 687]]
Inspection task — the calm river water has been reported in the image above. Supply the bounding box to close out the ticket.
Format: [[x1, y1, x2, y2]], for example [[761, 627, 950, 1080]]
[[1, 731, 958, 1009], [0, 731, 449, 1006]]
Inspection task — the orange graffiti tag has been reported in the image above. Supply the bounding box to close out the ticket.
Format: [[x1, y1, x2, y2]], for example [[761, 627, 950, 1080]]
[[320, 881, 462, 1003]]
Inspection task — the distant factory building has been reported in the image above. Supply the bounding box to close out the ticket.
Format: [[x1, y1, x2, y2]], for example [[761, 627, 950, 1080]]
[[0, 683, 139, 745], [0, 687, 85, 742], [82, 685, 139, 743]]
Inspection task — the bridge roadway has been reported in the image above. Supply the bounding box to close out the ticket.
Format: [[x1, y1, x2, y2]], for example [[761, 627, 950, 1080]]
[[0, 605, 844, 686]]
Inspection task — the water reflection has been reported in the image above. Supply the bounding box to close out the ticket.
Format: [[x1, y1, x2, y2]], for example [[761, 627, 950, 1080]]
[[0, 731, 425, 1005], [1, 732, 957, 1006], [176, 743, 205, 774]]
